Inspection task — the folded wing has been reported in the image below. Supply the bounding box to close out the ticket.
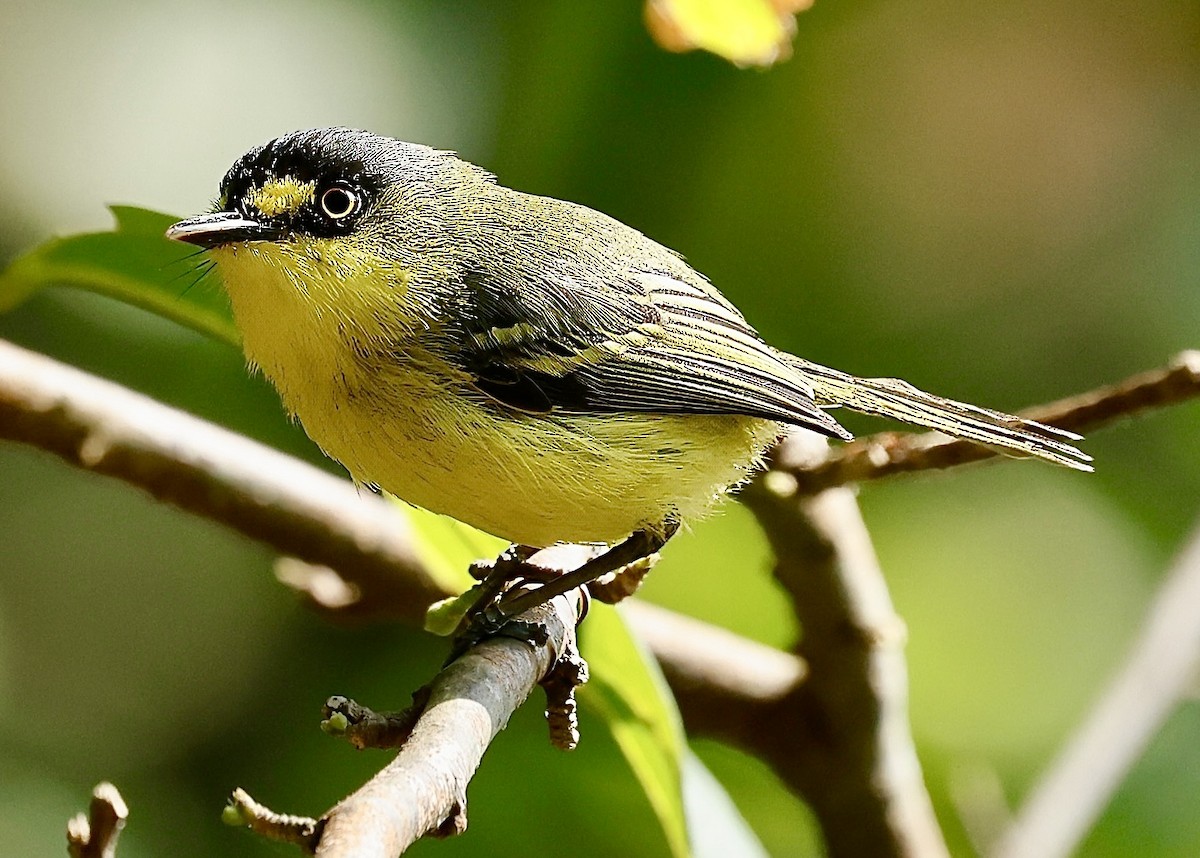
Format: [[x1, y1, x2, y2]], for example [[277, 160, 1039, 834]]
[[448, 267, 851, 439]]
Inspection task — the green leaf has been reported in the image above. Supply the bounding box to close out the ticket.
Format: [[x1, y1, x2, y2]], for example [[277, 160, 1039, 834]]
[[681, 749, 769, 858], [399, 500, 506, 596], [581, 604, 691, 858], [0, 206, 240, 346]]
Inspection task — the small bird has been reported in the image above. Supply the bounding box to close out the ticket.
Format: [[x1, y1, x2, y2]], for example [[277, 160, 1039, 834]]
[[168, 128, 1088, 604]]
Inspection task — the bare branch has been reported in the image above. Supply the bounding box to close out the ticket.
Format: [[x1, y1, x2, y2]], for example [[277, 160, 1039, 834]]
[[224, 789, 321, 852], [5, 336, 1197, 856], [738, 431, 950, 858], [991, 518, 1200, 858], [66, 782, 128, 858], [789, 351, 1200, 494], [313, 593, 583, 857], [623, 600, 806, 719], [0, 338, 447, 626]]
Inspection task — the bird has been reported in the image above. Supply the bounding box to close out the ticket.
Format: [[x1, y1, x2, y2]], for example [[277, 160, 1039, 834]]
[[167, 127, 1089, 613]]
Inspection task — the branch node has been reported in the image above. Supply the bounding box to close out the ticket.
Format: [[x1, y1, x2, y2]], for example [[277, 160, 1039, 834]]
[[540, 628, 590, 751], [589, 552, 659, 604], [67, 782, 128, 858], [320, 691, 428, 750], [224, 788, 321, 853], [428, 791, 469, 839]]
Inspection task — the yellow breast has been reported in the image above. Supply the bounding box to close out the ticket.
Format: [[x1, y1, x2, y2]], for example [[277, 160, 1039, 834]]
[[212, 240, 780, 546], [309, 382, 780, 546]]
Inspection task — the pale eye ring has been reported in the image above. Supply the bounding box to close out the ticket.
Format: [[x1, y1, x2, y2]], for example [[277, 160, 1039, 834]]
[[320, 184, 359, 220]]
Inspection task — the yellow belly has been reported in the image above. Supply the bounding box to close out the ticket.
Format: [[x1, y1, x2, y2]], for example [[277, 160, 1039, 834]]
[[301, 380, 781, 546], [212, 242, 782, 546]]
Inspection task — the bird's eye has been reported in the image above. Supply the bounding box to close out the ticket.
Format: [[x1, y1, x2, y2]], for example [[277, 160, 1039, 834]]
[[320, 184, 360, 220]]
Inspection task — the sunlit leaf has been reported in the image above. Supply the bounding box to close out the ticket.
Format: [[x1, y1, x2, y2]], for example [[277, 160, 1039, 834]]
[[581, 604, 691, 858], [0, 206, 239, 346], [643, 0, 813, 68], [682, 750, 769, 858], [399, 500, 505, 595], [401, 501, 505, 633]]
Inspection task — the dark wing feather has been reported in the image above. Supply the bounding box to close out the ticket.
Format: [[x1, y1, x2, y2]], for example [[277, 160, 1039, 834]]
[[447, 265, 852, 439]]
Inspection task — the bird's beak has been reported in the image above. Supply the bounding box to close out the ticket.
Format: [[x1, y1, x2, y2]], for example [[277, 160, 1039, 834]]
[[165, 211, 286, 248]]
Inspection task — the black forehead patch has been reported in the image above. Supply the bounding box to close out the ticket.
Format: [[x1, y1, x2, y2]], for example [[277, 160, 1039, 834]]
[[212, 128, 495, 240], [219, 128, 383, 208]]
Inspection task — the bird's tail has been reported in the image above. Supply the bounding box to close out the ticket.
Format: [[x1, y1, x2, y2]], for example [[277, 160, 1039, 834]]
[[784, 356, 1092, 471]]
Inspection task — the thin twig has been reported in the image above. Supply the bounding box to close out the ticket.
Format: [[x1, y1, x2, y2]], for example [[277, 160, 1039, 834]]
[[224, 789, 321, 852], [991, 518, 1200, 858], [320, 694, 428, 751], [789, 351, 1200, 494]]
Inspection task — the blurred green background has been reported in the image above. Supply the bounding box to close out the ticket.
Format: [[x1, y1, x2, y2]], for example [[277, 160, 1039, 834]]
[[1, 1, 1198, 855]]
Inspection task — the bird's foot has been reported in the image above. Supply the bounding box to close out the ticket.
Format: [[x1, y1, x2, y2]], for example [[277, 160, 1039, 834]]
[[448, 545, 570, 662], [587, 552, 662, 604], [449, 522, 678, 660]]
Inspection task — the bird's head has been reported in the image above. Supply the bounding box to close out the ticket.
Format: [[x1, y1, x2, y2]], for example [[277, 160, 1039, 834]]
[[166, 128, 495, 338]]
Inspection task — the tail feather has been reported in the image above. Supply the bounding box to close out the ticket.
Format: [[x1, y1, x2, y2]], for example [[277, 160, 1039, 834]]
[[786, 357, 1092, 472]]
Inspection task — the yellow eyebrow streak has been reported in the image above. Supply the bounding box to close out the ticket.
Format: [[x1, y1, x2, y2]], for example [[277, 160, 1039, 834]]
[[252, 178, 316, 217]]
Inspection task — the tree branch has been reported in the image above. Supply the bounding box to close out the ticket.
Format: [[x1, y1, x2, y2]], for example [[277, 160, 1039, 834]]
[[991, 517, 1200, 858], [224, 593, 584, 856], [0, 338, 778, 696], [224, 789, 321, 852], [623, 600, 807, 729], [740, 431, 950, 858], [316, 593, 581, 856], [0, 339, 446, 625], [789, 351, 1200, 494]]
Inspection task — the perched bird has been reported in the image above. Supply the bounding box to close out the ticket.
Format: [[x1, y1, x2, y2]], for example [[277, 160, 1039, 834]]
[[168, 128, 1088, 601]]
